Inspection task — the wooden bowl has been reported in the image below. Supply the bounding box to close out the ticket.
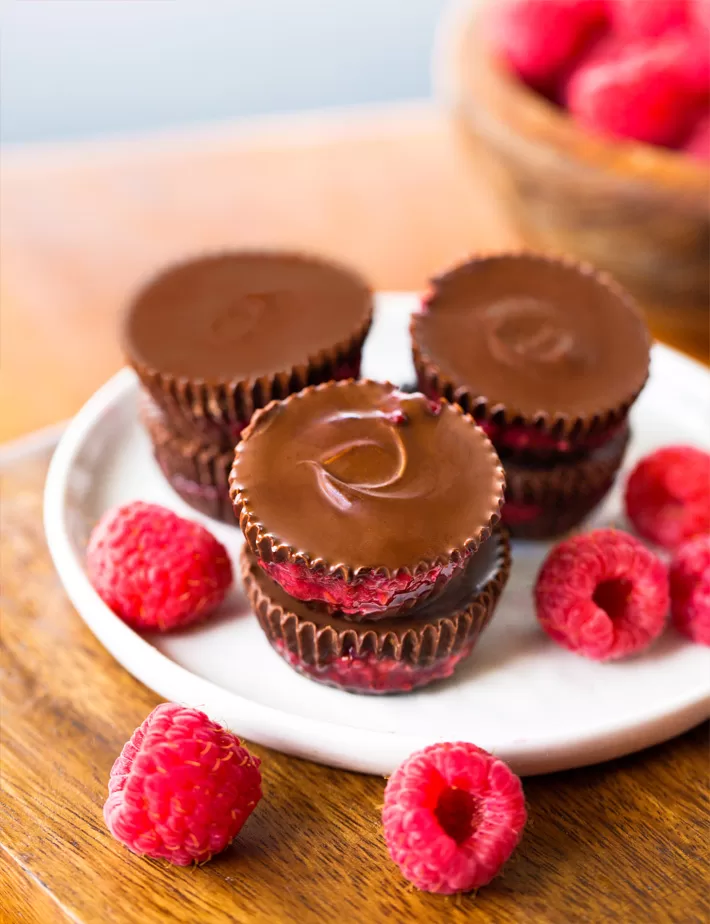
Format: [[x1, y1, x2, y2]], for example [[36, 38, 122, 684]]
[[436, 1, 710, 309]]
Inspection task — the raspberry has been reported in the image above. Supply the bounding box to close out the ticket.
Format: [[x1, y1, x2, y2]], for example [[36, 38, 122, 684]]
[[670, 535, 710, 644], [87, 501, 233, 631], [611, 0, 692, 37], [684, 114, 710, 160], [490, 0, 609, 93], [535, 529, 669, 660], [382, 742, 526, 894], [104, 703, 262, 865], [625, 446, 710, 549], [567, 37, 704, 146]]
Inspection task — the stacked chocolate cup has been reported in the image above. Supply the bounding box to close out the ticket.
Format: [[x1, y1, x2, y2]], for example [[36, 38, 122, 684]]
[[412, 254, 651, 539], [123, 251, 373, 524], [230, 379, 510, 694]]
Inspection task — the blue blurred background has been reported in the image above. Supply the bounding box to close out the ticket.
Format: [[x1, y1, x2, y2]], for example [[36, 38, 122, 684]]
[[1, 0, 446, 144]]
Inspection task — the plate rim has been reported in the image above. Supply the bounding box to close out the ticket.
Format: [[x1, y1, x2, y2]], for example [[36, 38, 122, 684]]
[[44, 293, 710, 776]]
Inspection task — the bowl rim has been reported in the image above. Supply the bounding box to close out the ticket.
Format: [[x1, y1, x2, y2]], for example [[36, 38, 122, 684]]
[[433, 0, 709, 195]]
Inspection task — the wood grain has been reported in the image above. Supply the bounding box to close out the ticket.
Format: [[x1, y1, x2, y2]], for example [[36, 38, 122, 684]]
[[1, 451, 709, 924], [1, 105, 707, 444]]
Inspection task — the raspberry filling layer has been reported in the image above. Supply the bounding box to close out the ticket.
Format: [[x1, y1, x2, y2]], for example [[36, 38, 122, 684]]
[[261, 557, 465, 617], [273, 638, 474, 694], [479, 418, 623, 457]]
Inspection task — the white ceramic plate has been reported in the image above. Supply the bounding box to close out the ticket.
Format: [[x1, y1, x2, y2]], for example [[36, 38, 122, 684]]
[[45, 293, 710, 776]]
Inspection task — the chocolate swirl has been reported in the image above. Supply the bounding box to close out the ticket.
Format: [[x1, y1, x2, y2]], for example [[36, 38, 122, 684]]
[[230, 380, 505, 575]]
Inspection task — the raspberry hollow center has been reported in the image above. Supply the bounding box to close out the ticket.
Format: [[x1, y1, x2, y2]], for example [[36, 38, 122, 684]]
[[434, 786, 480, 844], [593, 578, 633, 621]]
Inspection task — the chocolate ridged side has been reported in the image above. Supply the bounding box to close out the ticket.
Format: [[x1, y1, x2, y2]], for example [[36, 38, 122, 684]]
[[503, 426, 630, 538], [140, 396, 238, 525], [240, 531, 511, 669]]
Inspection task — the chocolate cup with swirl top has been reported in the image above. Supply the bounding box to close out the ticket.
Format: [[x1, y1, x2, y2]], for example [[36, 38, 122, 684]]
[[123, 251, 373, 451], [229, 379, 505, 619], [412, 253, 650, 463], [502, 424, 631, 539], [140, 397, 237, 525], [240, 529, 510, 695]]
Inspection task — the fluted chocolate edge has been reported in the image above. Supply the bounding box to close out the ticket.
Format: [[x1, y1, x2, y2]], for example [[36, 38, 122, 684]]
[[240, 531, 511, 668]]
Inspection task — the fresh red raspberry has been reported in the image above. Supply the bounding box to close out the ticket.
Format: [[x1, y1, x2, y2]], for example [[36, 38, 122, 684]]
[[535, 529, 669, 660], [490, 0, 609, 93], [625, 446, 710, 549], [104, 703, 262, 865], [382, 742, 526, 894], [684, 114, 710, 160], [670, 535, 710, 644], [567, 36, 704, 146], [87, 501, 233, 631], [611, 0, 692, 37]]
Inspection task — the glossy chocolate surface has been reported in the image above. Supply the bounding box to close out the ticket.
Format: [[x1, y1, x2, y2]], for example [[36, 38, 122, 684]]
[[231, 380, 504, 571], [123, 252, 372, 381], [413, 254, 650, 420]]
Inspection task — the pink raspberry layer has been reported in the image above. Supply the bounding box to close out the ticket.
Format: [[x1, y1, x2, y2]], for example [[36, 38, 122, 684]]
[[272, 638, 474, 694], [479, 418, 624, 457], [419, 380, 623, 458], [261, 557, 466, 616]]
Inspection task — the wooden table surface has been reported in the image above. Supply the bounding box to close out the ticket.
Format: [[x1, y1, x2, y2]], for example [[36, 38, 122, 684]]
[[1, 104, 708, 923]]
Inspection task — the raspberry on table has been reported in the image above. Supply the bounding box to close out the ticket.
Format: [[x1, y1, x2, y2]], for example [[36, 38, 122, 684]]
[[670, 535, 710, 645], [625, 446, 710, 550], [566, 36, 704, 146], [490, 0, 609, 93], [104, 703, 262, 865], [382, 742, 526, 894], [86, 500, 233, 631], [535, 529, 669, 661]]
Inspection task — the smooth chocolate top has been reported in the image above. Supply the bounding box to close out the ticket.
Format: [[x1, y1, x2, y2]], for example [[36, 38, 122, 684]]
[[413, 254, 650, 420], [231, 380, 504, 572], [242, 531, 505, 632], [123, 252, 372, 381]]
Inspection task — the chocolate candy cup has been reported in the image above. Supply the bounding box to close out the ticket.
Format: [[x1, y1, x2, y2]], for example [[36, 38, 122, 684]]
[[502, 426, 630, 539], [240, 530, 510, 695], [140, 396, 237, 525], [123, 251, 373, 449], [412, 253, 650, 460], [230, 379, 505, 616]]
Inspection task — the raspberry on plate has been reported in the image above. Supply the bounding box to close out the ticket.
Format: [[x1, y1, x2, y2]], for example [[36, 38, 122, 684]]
[[86, 500, 233, 631], [625, 446, 710, 550], [490, 0, 609, 93], [535, 529, 669, 661], [567, 37, 704, 146], [382, 742, 526, 894], [670, 535, 710, 645], [104, 703, 262, 865]]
